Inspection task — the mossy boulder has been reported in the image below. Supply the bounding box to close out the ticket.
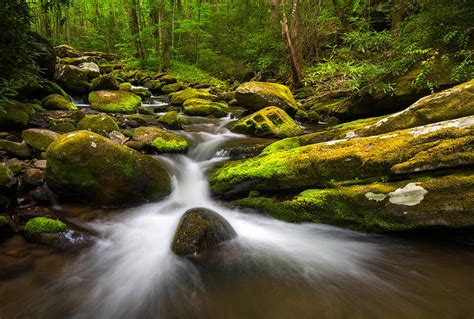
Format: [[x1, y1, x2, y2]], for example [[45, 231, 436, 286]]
[[0, 100, 35, 130], [90, 74, 120, 91], [42, 94, 77, 111], [362, 79, 474, 136], [231, 106, 302, 138], [235, 171, 474, 233], [49, 122, 76, 133], [88, 90, 142, 114], [160, 74, 178, 84], [79, 62, 100, 80], [54, 44, 82, 58], [162, 82, 185, 94], [130, 86, 152, 98], [22, 128, 60, 151], [55, 64, 89, 95], [171, 208, 237, 259], [24, 217, 67, 235], [158, 111, 183, 130], [0, 140, 32, 158], [235, 82, 299, 115], [210, 116, 474, 195], [131, 126, 189, 153], [0, 166, 14, 187], [183, 98, 229, 118], [119, 82, 133, 91], [169, 88, 215, 106], [45, 130, 171, 206], [77, 114, 119, 133]]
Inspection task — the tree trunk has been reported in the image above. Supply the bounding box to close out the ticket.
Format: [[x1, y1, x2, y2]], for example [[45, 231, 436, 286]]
[[160, 0, 171, 71], [128, 0, 146, 60], [280, 0, 303, 85], [391, 0, 404, 32]]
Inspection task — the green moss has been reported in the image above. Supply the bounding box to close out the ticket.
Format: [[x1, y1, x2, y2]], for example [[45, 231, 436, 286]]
[[158, 111, 182, 129], [182, 98, 229, 117], [169, 88, 214, 106], [77, 114, 119, 133], [235, 171, 474, 232], [210, 118, 474, 195], [231, 106, 302, 138], [88, 90, 142, 114], [49, 122, 76, 133], [42, 94, 77, 111], [0, 100, 35, 130], [161, 82, 185, 94], [235, 81, 299, 115], [119, 82, 133, 91], [133, 126, 189, 153], [22, 129, 60, 151], [0, 166, 14, 187], [46, 130, 171, 205], [150, 136, 188, 153], [24, 217, 67, 235], [0, 140, 32, 158]]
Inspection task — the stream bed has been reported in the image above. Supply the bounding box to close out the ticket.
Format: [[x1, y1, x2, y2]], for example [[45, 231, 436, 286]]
[[1, 109, 473, 319]]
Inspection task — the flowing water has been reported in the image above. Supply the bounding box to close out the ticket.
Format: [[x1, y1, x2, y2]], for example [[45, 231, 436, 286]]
[[1, 113, 474, 319]]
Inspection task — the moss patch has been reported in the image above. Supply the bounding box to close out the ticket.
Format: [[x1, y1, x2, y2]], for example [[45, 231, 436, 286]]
[[183, 98, 229, 118], [169, 88, 214, 106], [89, 90, 142, 114], [77, 114, 119, 133], [24, 217, 67, 235], [235, 81, 299, 115], [231, 106, 302, 138], [22, 129, 60, 151], [158, 111, 182, 130], [42, 94, 77, 111]]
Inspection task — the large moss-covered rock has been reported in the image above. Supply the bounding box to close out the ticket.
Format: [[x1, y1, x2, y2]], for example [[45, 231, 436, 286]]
[[161, 82, 185, 94], [169, 88, 215, 106], [0, 100, 35, 130], [183, 98, 229, 118], [22, 128, 60, 151], [235, 171, 474, 233], [210, 116, 474, 195], [55, 64, 89, 95], [131, 126, 189, 153], [0, 140, 32, 158], [42, 94, 77, 111], [88, 90, 142, 114], [90, 74, 120, 91], [45, 131, 171, 206], [171, 208, 237, 258], [235, 82, 299, 115], [0, 166, 14, 187], [263, 81, 474, 155], [77, 114, 119, 133], [158, 111, 183, 130], [54, 45, 82, 58], [231, 106, 302, 138]]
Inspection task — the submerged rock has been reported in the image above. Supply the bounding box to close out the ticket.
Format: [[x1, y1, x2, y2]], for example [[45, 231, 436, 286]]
[[171, 208, 237, 259], [45, 130, 171, 206], [231, 106, 302, 138], [235, 82, 299, 115], [183, 98, 229, 117], [88, 90, 142, 114]]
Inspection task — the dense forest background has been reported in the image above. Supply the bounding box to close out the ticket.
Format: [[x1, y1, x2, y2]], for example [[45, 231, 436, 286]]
[[1, 0, 473, 98]]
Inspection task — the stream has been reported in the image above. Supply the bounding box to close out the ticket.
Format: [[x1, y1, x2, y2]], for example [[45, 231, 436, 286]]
[[1, 99, 474, 319]]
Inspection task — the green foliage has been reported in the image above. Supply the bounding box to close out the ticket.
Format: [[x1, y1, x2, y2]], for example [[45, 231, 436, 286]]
[[170, 61, 223, 85]]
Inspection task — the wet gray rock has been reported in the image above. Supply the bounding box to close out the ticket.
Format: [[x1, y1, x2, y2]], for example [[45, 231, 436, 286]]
[[171, 208, 237, 259]]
